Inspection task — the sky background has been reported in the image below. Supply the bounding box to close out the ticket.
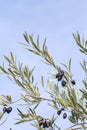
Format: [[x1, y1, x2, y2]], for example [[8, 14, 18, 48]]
[[0, 0, 87, 130]]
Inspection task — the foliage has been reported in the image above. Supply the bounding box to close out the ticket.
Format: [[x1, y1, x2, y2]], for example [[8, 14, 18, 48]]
[[0, 32, 87, 129]]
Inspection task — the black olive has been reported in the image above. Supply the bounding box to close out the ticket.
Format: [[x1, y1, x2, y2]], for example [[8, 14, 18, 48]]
[[63, 113, 67, 119], [71, 80, 76, 85], [61, 80, 66, 87], [57, 110, 62, 115], [58, 75, 63, 81], [6, 107, 12, 114], [3, 107, 7, 113]]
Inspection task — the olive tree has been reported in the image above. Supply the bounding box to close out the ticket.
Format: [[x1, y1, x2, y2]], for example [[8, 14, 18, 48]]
[[0, 32, 87, 130]]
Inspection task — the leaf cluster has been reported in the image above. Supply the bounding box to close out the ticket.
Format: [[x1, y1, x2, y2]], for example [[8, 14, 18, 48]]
[[73, 32, 87, 55], [0, 32, 87, 130]]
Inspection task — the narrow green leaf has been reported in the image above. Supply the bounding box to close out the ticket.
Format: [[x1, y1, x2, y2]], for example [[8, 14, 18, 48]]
[[68, 58, 71, 71], [10, 52, 14, 63], [23, 32, 30, 43], [41, 76, 44, 87], [0, 67, 8, 74], [4, 56, 11, 63], [68, 116, 76, 124], [15, 79, 25, 88]]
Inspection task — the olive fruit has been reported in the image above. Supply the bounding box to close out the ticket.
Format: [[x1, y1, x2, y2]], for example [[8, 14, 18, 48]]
[[6, 107, 12, 114], [43, 122, 47, 128], [57, 110, 62, 115], [56, 70, 64, 81], [58, 75, 63, 81], [60, 70, 64, 76], [61, 108, 65, 111], [39, 122, 43, 126], [71, 80, 76, 85], [63, 113, 67, 119], [39, 118, 51, 128], [61, 80, 66, 87], [3, 107, 7, 113]]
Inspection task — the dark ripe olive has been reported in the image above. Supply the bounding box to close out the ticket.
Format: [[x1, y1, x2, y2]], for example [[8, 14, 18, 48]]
[[3, 107, 7, 113], [71, 80, 76, 85], [63, 113, 67, 119], [61, 80, 66, 87], [57, 110, 62, 115], [6, 107, 12, 114]]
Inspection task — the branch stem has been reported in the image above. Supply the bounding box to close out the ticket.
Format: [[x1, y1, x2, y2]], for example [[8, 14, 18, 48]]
[[66, 122, 87, 130], [12, 94, 52, 104]]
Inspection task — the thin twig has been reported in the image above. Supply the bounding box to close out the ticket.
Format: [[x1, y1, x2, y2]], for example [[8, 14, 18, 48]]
[[12, 94, 52, 104], [65, 122, 87, 130], [54, 123, 61, 130]]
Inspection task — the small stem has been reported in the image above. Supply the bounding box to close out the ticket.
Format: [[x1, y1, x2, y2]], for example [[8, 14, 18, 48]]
[[11, 94, 52, 104], [54, 123, 61, 130], [65, 122, 87, 130], [29, 95, 52, 102]]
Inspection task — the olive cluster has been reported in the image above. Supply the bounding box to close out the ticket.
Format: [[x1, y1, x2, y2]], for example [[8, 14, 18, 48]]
[[38, 118, 51, 128], [3, 106, 12, 114], [56, 70, 64, 81], [56, 70, 76, 87], [57, 108, 67, 119], [56, 70, 67, 87]]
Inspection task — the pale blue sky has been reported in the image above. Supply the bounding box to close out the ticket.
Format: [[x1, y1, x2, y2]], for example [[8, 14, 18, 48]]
[[0, 1, 87, 130]]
